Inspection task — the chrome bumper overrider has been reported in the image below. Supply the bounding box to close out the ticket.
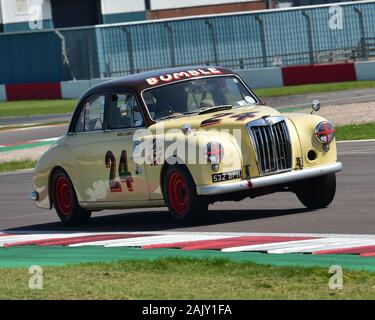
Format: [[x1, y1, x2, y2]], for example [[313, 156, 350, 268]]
[[196, 162, 343, 196], [29, 191, 39, 201]]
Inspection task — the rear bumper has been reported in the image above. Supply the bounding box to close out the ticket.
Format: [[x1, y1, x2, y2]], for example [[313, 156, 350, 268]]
[[196, 162, 343, 196]]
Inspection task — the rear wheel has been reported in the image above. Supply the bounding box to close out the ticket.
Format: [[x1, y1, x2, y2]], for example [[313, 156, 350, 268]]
[[163, 166, 208, 224], [52, 169, 91, 226], [296, 173, 336, 209]]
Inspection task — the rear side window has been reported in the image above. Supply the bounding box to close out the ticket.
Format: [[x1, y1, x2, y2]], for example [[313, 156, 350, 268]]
[[108, 93, 145, 129], [74, 95, 106, 132]]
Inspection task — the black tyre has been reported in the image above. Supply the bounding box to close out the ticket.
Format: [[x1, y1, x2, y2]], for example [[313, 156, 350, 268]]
[[51, 169, 91, 226], [163, 165, 208, 224], [296, 173, 336, 209]]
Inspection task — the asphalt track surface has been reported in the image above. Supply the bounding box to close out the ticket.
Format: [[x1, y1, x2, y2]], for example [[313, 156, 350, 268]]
[[0, 113, 71, 127], [0, 140, 374, 234], [262, 88, 375, 110], [0, 124, 67, 145], [1, 88, 375, 144]]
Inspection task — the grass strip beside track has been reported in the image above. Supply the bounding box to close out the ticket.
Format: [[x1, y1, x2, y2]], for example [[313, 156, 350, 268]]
[[1, 248, 375, 299], [1, 246, 375, 271], [254, 80, 375, 97], [0, 99, 77, 118], [336, 123, 375, 141], [0, 160, 36, 172]]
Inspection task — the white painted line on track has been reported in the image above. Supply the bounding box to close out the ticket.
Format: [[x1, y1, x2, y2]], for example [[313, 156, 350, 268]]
[[0, 168, 34, 176], [0, 233, 94, 247], [69, 234, 233, 248], [337, 139, 375, 144], [2, 231, 375, 254], [0, 123, 39, 130], [36, 137, 60, 142], [221, 238, 368, 253], [106, 235, 235, 248], [268, 239, 375, 254]]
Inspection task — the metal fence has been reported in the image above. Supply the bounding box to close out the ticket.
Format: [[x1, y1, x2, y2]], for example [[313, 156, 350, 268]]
[[1, 1, 375, 84]]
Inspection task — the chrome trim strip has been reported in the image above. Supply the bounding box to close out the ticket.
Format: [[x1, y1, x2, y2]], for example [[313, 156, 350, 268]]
[[197, 162, 343, 196]]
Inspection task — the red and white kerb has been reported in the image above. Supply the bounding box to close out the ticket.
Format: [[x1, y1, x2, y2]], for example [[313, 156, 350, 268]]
[[146, 68, 223, 86]]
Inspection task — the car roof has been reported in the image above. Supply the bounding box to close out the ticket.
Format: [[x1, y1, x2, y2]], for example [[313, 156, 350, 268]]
[[82, 66, 236, 99]]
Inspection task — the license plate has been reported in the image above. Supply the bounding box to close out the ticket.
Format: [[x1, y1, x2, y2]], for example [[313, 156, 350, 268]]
[[212, 170, 242, 183]]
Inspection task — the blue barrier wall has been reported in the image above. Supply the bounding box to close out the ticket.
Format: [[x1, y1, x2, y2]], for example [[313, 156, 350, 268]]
[[0, 31, 62, 84], [0, 1, 375, 83], [93, 1, 375, 78]]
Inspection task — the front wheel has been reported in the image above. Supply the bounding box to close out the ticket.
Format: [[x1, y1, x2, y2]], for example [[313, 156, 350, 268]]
[[163, 166, 208, 224], [52, 169, 91, 226], [296, 173, 336, 209]]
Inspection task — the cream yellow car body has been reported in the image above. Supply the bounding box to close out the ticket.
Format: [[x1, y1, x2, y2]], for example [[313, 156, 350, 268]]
[[30, 66, 341, 222], [33, 107, 337, 209]]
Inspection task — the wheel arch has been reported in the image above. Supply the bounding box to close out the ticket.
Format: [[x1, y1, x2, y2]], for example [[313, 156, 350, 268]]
[[48, 166, 70, 208], [159, 156, 195, 197]]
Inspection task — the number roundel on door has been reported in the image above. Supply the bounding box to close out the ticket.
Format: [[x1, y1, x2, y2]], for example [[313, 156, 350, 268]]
[[105, 150, 134, 192]]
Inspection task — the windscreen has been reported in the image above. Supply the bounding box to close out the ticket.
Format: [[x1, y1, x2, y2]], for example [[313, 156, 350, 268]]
[[142, 76, 258, 121]]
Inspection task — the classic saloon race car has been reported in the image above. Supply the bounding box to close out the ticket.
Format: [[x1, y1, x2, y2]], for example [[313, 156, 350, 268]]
[[30, 66, 342, 225]]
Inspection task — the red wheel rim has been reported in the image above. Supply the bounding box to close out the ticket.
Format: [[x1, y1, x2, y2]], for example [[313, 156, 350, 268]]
[[54, 176, 73, 216], [167, 171, 189, 215]]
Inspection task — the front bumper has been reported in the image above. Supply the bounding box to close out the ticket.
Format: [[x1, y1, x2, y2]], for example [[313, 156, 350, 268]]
[[196, 162, 343, 196]]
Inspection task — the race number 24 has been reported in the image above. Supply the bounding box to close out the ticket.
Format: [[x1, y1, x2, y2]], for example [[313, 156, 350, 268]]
[[105, 150, 134, 192]]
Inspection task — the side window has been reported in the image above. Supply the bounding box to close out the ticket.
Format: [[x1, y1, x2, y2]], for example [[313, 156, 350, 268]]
[[75, 106, 85, 132], [74, 95, 105, 133], [109, 93, 145, 129]]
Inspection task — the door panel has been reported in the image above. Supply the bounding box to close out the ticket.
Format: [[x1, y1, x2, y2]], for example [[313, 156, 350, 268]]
[[67, 94, 111, 203], [103, 130, 149, 202], [103, 92, 150, 203], [68, 132, 111, 203]]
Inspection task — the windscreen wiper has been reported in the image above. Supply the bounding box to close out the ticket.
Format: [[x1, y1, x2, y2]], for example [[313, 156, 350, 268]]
[[198, 105, 232, 115], [158, 111, 200, 120]]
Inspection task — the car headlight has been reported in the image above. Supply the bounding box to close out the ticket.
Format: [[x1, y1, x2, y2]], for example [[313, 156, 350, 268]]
[[314, 121, 336, 144], [204, 141, 224, 164]]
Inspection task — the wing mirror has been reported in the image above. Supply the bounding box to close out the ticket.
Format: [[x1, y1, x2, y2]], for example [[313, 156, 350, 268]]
[[311, 99, 321, 114]]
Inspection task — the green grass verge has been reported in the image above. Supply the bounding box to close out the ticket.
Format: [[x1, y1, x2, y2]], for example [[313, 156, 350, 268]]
[[0, 99, 77, 118], [1, 258, 374, 299], [0, 159, 36, 173], [336, 122, 375, 141], [0, 80, 375, 118], [254, 80, 375, 97]]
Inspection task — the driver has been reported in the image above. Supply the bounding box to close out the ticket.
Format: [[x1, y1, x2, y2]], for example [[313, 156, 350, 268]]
[[154, 86, 188, 119]]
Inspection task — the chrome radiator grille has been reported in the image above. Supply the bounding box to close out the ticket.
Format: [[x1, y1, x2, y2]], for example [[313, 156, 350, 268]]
[[247, 117, 292, 175]]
